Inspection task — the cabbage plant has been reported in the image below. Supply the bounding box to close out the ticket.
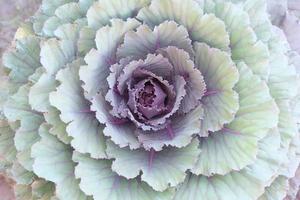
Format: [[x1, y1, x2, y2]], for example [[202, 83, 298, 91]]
[[1, 0, 300, 199]]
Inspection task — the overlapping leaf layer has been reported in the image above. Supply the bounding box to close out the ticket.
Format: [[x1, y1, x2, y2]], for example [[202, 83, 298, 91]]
[[1, 0, 300, 199]]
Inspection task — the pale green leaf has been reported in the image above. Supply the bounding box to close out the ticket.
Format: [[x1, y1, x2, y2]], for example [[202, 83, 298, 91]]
[[31, 179, 56, 200], [0, 121, 17, 163], [192, 132, 258, 176], [40, 38, 76, 75], [258, 176, 289, 200], [214, 2, 270, 80], [54, 23, 82, 41], [44, 107, 71, 145], [31, 124, 91, 200], [43, 16, 64, 37], [86, 0, 150, 30], [11, 162, 34, 185], [49, 59, 107, 159], [242, 0, 273, 42], [32, 12, 49, 36], [78, 0, 95, 13], [137, 0, 230, 50], [29, 73, 56, 112], [194, 42, 239, 136], [245, 129, 284, 186], [41, 0, 74, 16], [4, 84, 43, 171], [3, 36, 41, 84], [73, 152, 175, 200], [280, 132, 300, 178], [106, 139, 200, 191], [193, 62, 279, 176], [28, 67, 44, 84], [174, 171, 264, 200], [78, 26, 96, 55], [268, 35, 298, 100], [277, 100, 298, 149], [55, 2, 83, 22], [227, 62, 279, 140]]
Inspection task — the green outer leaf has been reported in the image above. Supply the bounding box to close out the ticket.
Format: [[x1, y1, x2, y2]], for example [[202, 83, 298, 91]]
[[192, 132, 258, 176], [268, 33, 298, 101], [54, 23, 82, 41], [0, 68, 10, 116], [43, 107, 71, 145], [269, 29, 298, 145], [40, 38, 76, 75], [280, 131, 300, 178], [3, 36, 41, 84], [15, 118, 43, 171], [106, 139, 200, 192], [192, 62, 279, 176], [33, 12, 50, 36], [78, 26, 96, 55], [43, 16, 64, 37], [41, 1, 85, 37], [137, 0, 230, 50], [174, 171, 264, 200], [0, 120, 17, 164], [11, 162, 34, 185], [194, 42, 239, 135], [31, 179, 56, 200], [4, 84, 40, 121], [213, 1, 270, 80], [242, 0, 273, 43], [245, 128, 284, 186], [86, 0, 150, 30], [55, 2, 83, 22], [267, 28, 300, 179], [28, 68, 44, 84], [33, 23, 82, 113], [227, 62, 279, 140], [4, 84, 44, 171], [31, 123, 91, 200], [277, 100, 298, 149], [258, 176, 289, 200], [41, 0, 75, 16], [13, 179, 54, 200], [29, 73, 56, 113], [268, 54, 298, 99], [49, 59, 107, 159], [73, 152, 175, 200], [78, 0, 95, 13]]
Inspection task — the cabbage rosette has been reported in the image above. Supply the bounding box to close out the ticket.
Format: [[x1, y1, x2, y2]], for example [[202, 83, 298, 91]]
[[1, 0, 300, 199]]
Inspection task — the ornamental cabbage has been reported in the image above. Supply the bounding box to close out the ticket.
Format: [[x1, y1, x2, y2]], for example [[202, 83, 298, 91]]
[[0, 0, 300, 200]]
